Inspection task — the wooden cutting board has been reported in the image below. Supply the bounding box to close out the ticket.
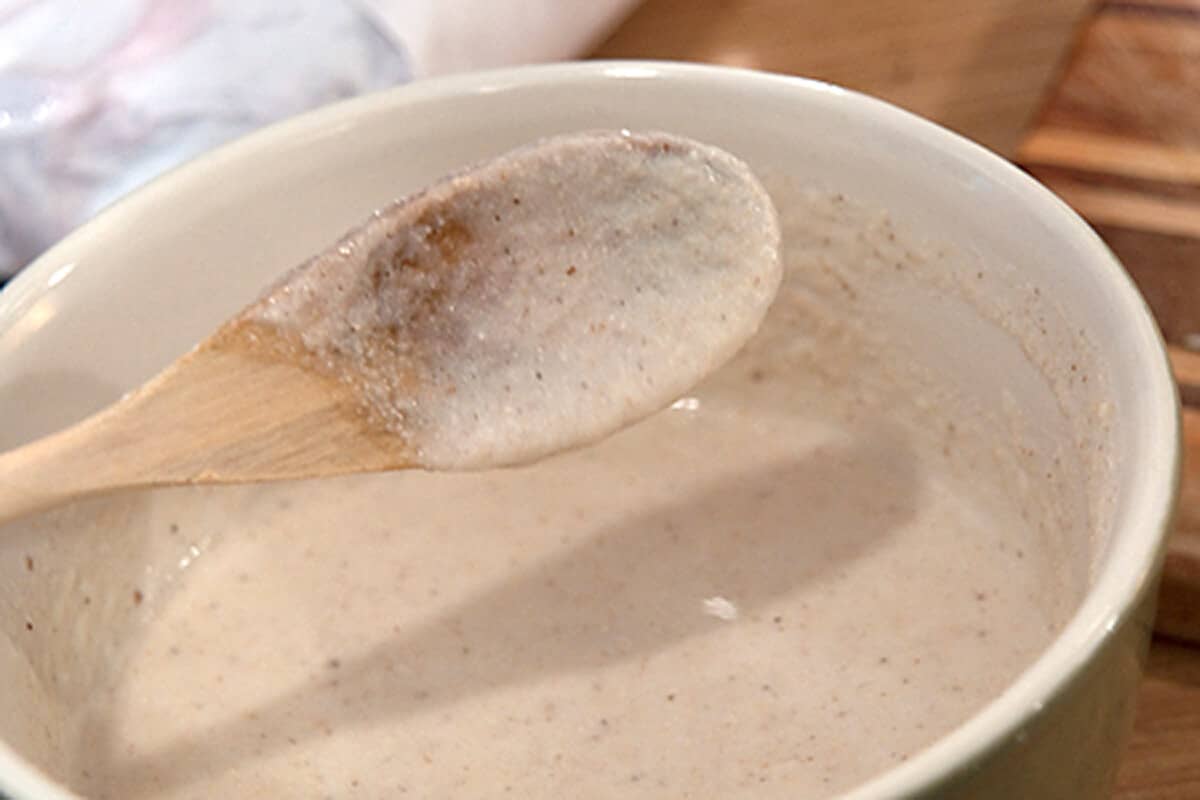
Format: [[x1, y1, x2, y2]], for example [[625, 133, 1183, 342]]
[[1015, 0, 1200, 642]]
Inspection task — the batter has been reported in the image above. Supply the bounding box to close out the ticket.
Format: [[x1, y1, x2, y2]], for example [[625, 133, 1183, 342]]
[[60, 182, 1085, 799]]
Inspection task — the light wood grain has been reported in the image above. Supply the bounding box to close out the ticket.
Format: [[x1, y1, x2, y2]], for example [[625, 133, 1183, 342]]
[[1044, 179, 1200, 238], [0, 323, 412, 523], [1022, 128, 1200, 184]]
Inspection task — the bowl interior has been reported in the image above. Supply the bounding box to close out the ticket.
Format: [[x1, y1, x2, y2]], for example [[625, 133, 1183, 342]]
[[0, 62, 1176, 799]]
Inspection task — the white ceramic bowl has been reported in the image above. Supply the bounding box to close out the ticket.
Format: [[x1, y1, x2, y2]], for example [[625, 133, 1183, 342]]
[[0, 62, 1179, 799]]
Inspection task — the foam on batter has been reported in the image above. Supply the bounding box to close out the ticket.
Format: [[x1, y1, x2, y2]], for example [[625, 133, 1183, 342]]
[[244, 131, 781, 469]]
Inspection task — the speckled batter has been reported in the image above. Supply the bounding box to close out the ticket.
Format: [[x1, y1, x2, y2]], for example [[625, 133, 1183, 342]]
[[241, 130, 780, 470], [62, 184, 1082, 800]]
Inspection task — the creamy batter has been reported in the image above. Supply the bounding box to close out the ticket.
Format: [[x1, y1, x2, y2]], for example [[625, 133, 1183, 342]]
[[52, 183, 1083, 799]]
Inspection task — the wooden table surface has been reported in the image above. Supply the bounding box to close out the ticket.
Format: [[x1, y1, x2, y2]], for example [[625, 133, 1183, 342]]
[[592, 1, 1200, 796]]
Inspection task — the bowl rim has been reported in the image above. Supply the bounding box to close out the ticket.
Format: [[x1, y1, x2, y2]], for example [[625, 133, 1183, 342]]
[[0, 60, 1181, 800]]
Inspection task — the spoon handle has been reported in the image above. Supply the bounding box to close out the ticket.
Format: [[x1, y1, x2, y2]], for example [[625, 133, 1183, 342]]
[[0, 336, 413, 525], [0, 408, 129, 523]]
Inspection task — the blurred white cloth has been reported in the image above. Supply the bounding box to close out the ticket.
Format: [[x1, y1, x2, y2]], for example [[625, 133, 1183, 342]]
[[0, 0, 639, 278]]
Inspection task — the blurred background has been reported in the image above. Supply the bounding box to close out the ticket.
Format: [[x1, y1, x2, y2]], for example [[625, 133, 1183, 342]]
[[3, 0, 1199, 796], [0, 0, 1086, 281]]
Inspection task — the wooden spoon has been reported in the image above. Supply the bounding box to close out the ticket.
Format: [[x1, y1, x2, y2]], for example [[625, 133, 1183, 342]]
[[0, 130, 781, 524]]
